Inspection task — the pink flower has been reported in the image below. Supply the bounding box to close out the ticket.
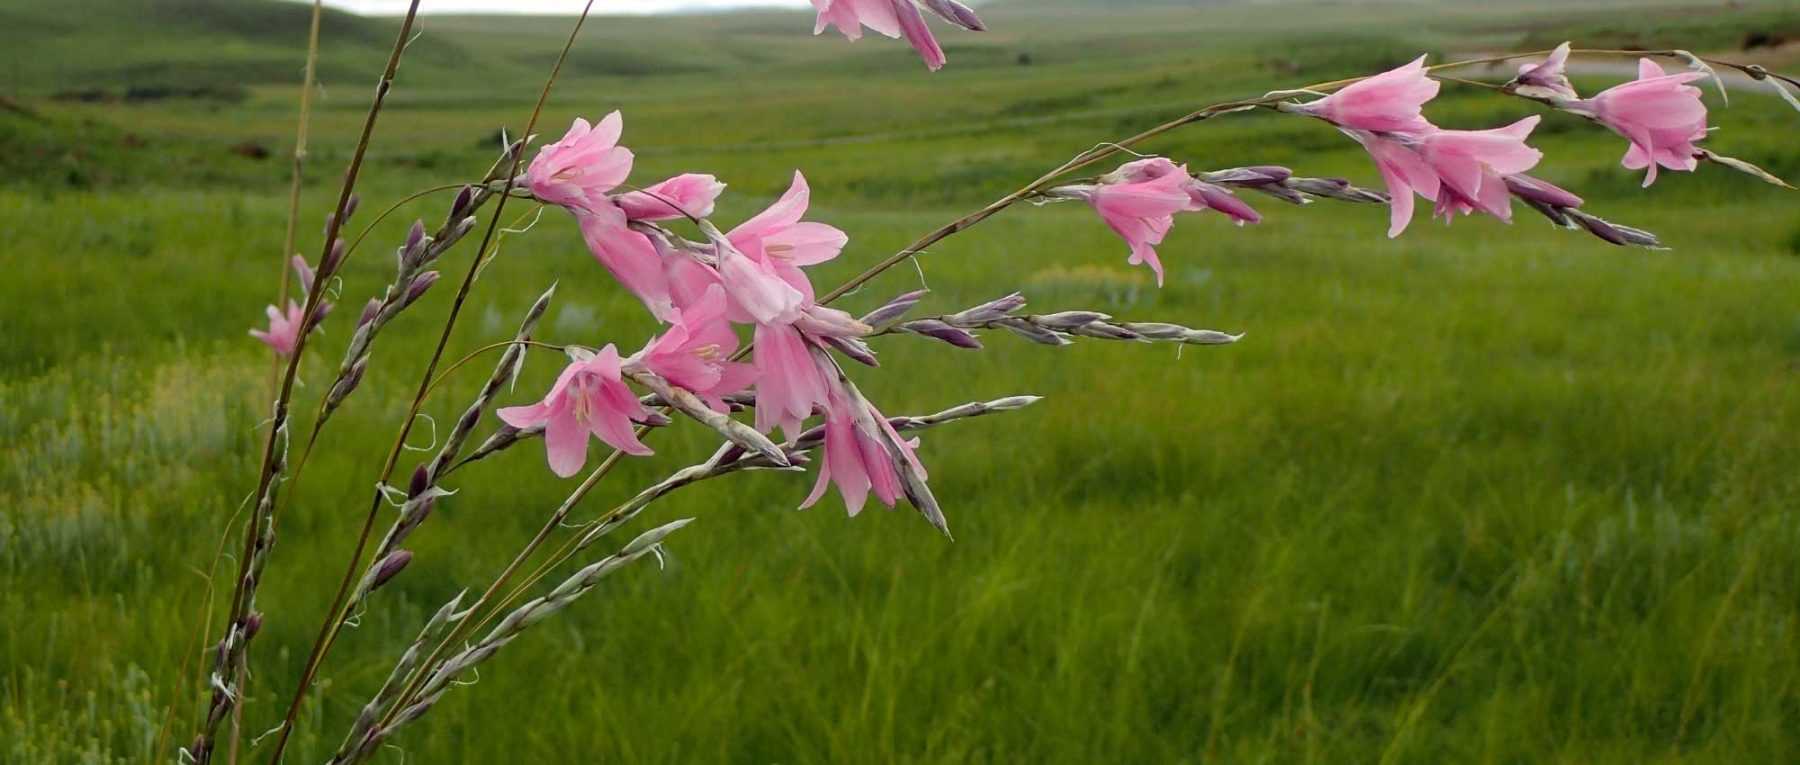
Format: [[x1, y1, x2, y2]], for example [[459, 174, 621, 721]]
[[728, 171, 847, 291], [1513, 42, 1578, 100], [716, 234, 809, 326], [1416, 116, 1544, 224], [614, 173, 726, 222], [498, 345, 653, 477], [1579, 58, 1709, 186], [250, 301, 306, 356], [1347, 130, 1441, 238], [892, 0, 947, 71], [800, 369, 930, 516], [578, 212, 677, 322], [1100, 157, 1260, 224], [1087, 165, 1193, 285], [526, 113, 635, 213], [811, 0, 948, 71], [751, 322, 831, 439], [628, 285, 756, 411], [1293, 55, 1440, 133], [714, 170, 848, 324]]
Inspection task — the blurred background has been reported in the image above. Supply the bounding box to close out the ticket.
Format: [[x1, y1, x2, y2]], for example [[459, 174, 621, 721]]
[[4, 0, 1800, 761]]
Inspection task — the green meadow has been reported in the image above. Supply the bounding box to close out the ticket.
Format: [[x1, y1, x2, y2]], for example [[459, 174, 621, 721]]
[[4, 0, 1800, 761]]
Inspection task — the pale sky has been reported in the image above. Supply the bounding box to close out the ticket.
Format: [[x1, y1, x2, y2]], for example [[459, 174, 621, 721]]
[[317, 0, 811, 14]]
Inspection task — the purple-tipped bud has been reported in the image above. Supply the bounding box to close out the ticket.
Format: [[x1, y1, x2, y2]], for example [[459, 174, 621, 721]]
[[824, 335, 881, 367], [641, 411, 674, 428], [450, 185, 475, 218], [920, 0, 985, 30], [1037, 311, 1109, 331], [948, 292, 1027, 324], [403, 271, 440, 307], [322, 212, 337, 237], [1504, 174, 1584, 210], [1289, 177, 1388, 204], [1186, 182, 1262, 225], [902, 319, 984, 350], [408, 464, 431, 498], [1071, 322, 1143, 341], [242, 611, 264, 640], [452, 215, 478, 241], [405, 220, 427, 252], [342, 194, 361, 220], [291, 254, 316, 293], [308, 300, 333, 329], [369, 550, 412, 593], [358, 297, 382, 328], [1570, 211, 1662, 248], [861, 289, 930, 327], [323, 237, 348, 275], [1204, 166, 1290, 187], [330, 358, 368, 406], [997, 318, 1072, 347]]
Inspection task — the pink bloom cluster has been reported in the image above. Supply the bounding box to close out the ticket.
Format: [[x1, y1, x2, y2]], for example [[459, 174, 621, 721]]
[[810, 0, 986, 71], [505, 114, 937, 525], [1060, 157, 1265, 284], [1289, 56, 1549, 238], [1513, 48, 1711, 186]]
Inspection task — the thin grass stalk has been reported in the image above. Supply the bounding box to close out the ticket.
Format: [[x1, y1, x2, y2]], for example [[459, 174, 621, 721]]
[[261, 4, 601, 761], [337, 521, 690, 765], [191, 4, 422, 762]]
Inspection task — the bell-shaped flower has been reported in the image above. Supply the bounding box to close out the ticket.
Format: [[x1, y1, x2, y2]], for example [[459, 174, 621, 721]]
[[628, 285, 756, 412], [1292, 55, 1440, 134], [727, 171, 847, 296], [1512, 42, 1578, 100], [525, 112, 635, 214], [1342, 130, 1439, 238], [1578, 58, 1709, 186], [812, 0, 951, 71], [250, 301, 306, 357], [1101, 157, 1261, 225], [1416, 116, 1544, 224], [578, 211, 678, 322], [498, 345, 653, 477], [1087, 165, 1193, 285], [800, 368, 932, 519], [708, 170, 847, 324], [751, 322, 831, 440], [615, 173, 726, 222]]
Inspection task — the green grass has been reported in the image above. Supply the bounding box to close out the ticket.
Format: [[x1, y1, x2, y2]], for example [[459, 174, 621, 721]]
[[5, 1, 1800, 762]]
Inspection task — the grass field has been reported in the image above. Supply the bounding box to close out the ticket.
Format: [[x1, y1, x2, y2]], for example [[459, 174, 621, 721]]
[[5, 0, 1800, 762]]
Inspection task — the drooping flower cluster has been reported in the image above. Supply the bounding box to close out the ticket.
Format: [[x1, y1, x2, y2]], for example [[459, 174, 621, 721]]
[[810, 0, 986, 71], [502, 114, 942, 529], [1044, 157, 1267, 284], [1286, 55, 1550, 238], [1507, 46, 1712, 187]]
